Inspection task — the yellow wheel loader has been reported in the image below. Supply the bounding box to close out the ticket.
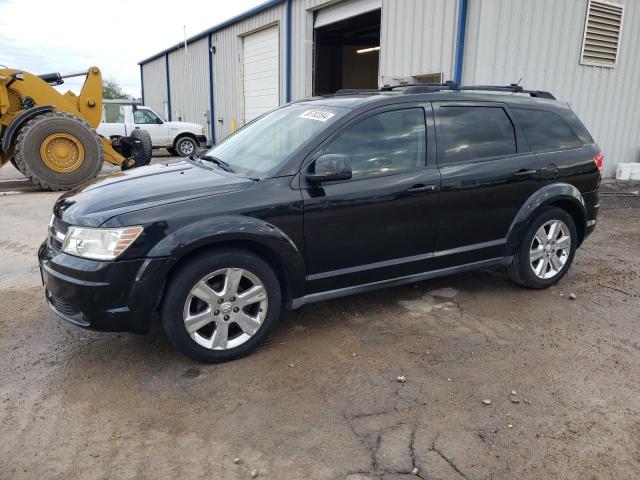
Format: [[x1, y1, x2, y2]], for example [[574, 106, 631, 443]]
[[0, 66, 152, 191]]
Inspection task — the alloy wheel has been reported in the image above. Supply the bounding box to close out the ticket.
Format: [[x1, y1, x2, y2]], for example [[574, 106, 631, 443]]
[[529, 220, 571, 279], [179, 140, 195, 155], [182, 268, 268, 350]]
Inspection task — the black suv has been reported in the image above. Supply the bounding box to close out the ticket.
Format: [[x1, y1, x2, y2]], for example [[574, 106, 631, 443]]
[[39, 84, 601, 362]]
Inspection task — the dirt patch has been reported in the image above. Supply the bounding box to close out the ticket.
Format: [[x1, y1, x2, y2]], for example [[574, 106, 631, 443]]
[[0, 186, 639, 479]]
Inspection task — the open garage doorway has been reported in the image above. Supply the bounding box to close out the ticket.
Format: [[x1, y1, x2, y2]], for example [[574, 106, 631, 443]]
[[313, 5, 381, 96]]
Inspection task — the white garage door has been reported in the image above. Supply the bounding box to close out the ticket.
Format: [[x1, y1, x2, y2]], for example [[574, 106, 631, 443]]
[[243, 25, 280, 123], [314, 0, 381, 28]]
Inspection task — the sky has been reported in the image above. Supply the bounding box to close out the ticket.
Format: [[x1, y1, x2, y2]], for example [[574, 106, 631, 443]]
[[0, 0, 266, 98]]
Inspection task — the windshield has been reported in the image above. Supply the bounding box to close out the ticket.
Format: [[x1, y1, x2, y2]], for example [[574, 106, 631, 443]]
[[204, 104, 348, 177]]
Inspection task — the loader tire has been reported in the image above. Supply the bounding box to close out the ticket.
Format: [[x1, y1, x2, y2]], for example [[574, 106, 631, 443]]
[[129, 129, 152, 168], [14, 112, 102, 191]]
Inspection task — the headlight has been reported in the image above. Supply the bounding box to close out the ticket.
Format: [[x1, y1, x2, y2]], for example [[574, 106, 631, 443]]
[[62, 226, 143, 260]]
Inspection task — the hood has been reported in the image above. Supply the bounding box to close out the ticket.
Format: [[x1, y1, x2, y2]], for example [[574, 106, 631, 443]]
[[54, 161, 254, 227]]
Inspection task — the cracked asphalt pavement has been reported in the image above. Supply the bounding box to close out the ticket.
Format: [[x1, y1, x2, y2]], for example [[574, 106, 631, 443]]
[[1, 164, 639, 479]]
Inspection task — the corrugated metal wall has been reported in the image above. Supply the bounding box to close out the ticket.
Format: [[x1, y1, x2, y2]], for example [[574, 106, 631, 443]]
[[142, 0, 459, 142], [290, 0, 331, 100], [379, 0, 457, 84], [211, 3, 286, 140], [463, 0, 640, 176], [140, 0, 639, 175], [167, 37, 211, 132], [141, 56, 168, 120], [289, 0, 458, 98]]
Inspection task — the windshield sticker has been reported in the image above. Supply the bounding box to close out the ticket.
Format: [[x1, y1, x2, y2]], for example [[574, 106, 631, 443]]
[[300, 110, 335, 122]]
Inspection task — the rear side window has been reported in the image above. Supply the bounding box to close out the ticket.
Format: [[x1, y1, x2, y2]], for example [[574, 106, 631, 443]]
[[513, 108, 582, 152], [325, 108, 426, 179], [437, 106, 516, 164]]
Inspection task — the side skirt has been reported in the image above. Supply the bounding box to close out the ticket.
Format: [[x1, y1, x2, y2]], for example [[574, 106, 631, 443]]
[[288, 256, 512, 309]]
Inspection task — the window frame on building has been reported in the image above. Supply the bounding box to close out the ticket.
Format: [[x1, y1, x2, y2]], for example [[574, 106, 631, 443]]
[[580, 0, 625, 68]]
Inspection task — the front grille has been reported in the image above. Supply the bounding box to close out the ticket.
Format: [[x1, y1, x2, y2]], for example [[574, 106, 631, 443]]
[[47, 291, 80, 317], [46, 290, 90, 327], [47, 216, 68, 256], [48, 237, 63, 256]]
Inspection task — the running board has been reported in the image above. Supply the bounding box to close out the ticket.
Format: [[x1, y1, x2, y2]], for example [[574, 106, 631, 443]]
[[288, 256, 512, 309]]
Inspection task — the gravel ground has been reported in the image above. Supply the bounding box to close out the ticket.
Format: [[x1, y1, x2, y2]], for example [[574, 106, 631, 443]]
[[1, 164, 639, 479]]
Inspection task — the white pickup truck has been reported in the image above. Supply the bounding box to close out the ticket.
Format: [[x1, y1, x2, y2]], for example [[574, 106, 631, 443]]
[[98, 105, 209, 157]]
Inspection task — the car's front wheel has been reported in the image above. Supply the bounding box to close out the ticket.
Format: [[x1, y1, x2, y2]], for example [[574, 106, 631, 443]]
[[174, 136, 197, 157], [162, 249, 281, 363], [508, 207, 578, 289]]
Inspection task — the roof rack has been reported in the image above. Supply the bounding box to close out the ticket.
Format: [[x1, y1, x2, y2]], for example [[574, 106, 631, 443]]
[[334, 82, 456, 96], [455, 84, 556, 99], [334, 88, 380, 95], [381, 81, 458, 92], [334, 82, 556, 100]]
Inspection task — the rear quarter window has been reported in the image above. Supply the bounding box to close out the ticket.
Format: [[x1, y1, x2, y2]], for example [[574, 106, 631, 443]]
[[513, 108, 582, 152], [436, 106, 517, 164]]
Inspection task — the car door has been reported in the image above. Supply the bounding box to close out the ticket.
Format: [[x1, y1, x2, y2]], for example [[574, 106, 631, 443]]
[[301, 104, 440, 294], [133, 108, 169, 146], [433, 101, 542, 268]]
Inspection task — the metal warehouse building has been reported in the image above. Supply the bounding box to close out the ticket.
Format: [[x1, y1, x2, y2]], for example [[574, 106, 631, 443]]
[[139, 0, 639, 177]]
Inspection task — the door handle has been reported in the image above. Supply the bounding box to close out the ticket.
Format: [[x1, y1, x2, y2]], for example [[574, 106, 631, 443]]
[[407, 184, 437, 194], [513, 169, 537, 177]]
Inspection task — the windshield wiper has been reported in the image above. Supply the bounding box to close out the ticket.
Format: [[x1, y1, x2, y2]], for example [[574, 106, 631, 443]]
[[190, 154, 235, 173]]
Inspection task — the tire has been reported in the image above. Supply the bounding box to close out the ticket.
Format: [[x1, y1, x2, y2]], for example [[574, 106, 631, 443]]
[[129, 129, 152, 167], [174, 136, 197, 157], [162, 248, 282, 363], [167, 147, 178, 156], [507, 207, 578, 289], [13, 112, 102, 191]]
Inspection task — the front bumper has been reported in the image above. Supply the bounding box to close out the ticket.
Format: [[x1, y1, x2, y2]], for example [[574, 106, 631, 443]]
[[38, 242, 173, 333]]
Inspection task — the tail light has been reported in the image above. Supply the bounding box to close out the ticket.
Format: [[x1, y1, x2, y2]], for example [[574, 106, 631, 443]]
[[594, 151, 603, 174]]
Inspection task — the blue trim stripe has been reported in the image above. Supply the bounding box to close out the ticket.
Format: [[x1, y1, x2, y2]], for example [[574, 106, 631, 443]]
[[285, 0, 292, 102], [139, 64, 145, 105], [208, 34, 216, 144], [454, 0, 468, 85], [165, 53, 172, 121]]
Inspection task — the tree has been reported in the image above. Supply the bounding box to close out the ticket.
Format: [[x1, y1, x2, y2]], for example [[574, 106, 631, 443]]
[[103, 78, 130, 100]]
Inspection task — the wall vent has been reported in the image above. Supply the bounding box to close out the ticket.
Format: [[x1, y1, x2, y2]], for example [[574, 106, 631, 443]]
[[580, 0, 624, 67]]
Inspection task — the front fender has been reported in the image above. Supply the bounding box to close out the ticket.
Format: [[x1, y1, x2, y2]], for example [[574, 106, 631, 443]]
[[1, 105, 54, 153], [172, 128, 200, 139], [148, 215, 306, 299], [506, 183, 587, 254]]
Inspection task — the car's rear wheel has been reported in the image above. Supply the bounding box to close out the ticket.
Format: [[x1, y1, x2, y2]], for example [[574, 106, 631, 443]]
[[161, 249, 281, 363], [508, 207, 577, 289]]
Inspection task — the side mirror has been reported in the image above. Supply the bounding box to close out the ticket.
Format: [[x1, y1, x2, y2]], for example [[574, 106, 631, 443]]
[[306, 154, 352, 183]]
